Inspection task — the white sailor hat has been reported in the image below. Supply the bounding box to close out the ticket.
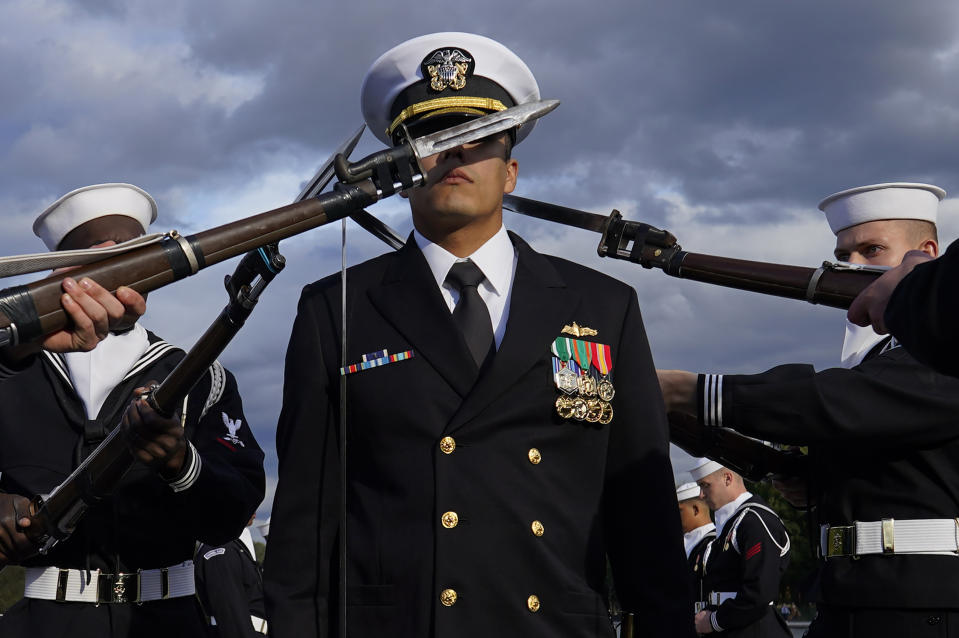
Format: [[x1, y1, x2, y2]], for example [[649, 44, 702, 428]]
[[258, 516, 271, 538], [689, 457, 724, 481], [34, 183, 157, 250], [817, 182, 946, 236], [361, 32, 541, 146], [676, 482, 702, 502]]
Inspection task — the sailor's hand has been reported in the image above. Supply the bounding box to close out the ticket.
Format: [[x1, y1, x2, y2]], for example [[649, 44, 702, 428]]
[[694, 610, 714, 634], [1, 278, 147, 364], [656, 369, 698, 415], [0, 493, 37, 565], [847, 249, 933, 334], [122, 384, 187, 479]]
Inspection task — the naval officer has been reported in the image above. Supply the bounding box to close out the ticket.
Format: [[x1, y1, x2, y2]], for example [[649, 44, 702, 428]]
[[264, 32, 695, 638], [659, 183, 959, 637]]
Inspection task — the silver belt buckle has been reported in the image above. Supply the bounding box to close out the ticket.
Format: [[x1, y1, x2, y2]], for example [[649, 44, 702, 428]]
[[98, 572, 140, 604], [826, 525, 856, 558]]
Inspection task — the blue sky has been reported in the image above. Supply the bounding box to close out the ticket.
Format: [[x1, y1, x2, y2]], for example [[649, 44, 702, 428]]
[[2, 0, 959, 519]]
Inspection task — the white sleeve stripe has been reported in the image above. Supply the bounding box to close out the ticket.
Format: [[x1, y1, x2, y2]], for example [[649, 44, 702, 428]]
[[710, 611, 724, 632], [703, 374, 724, 427], [168, 442, 201, 492], [716, 374, 723, 427]]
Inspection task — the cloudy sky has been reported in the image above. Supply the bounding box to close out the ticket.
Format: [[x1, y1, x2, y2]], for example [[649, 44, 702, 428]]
[[3, 0, 959, 520]]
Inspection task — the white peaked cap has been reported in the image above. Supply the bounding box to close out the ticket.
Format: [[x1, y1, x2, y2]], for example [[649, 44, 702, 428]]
[[676, 482, 702, 502], [689, 457, 724, 481], [818, 182, 946, 236], [361, 32, 541, 146], [34, 183, 157, 250]]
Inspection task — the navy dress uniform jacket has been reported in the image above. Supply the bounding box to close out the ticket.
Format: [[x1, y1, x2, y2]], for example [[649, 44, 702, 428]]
[[0, 331, 265, 638], [701, 495, 790, 637], [698, 342, 959, 613], [264, 233, 695, 638]]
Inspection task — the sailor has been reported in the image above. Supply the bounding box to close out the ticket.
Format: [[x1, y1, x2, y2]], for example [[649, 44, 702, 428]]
[[0, 183, 265, 638], [659, 183, 959, 637], [263, 32, 695, 638], [689, 459, 790, 636], [676, 476, 716, 601], [195, 514, 268, 637], [848, 236, 959, 378]]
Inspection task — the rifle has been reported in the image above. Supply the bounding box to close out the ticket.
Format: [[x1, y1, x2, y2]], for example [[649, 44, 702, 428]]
[[668, 411, 806, 481], [502, 194, 886, 310], [5, 244, 285, 565], [0, 100, 558, 349]]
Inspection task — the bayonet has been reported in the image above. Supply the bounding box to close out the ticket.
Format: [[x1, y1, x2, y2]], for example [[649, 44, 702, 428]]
[[334, 100, 560, 190]]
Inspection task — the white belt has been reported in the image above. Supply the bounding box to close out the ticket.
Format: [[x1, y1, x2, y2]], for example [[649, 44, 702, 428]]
[[821, 519, 959, 557], [23, 561, 195, 603], [210, 614, 268, 634]]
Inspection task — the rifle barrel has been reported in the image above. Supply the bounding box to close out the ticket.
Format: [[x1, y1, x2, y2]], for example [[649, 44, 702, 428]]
[[0, 181, 378, 346]]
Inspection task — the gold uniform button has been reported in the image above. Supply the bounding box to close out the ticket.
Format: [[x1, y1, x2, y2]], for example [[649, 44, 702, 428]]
[[440, 436, 456, 454], [527, 594, 541, 612], [531, 520, 545, 537], [441, 511, 459, 529], [528, 448, 541, 464], [440, 588, 458, 606]]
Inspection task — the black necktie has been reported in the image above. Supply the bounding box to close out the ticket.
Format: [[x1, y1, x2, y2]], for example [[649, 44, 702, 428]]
[[445, 260, 494, 368]]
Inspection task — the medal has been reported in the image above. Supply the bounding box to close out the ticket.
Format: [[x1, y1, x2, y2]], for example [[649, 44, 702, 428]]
[[591, 342, 615, 402], [572, 397, 588, 421], [598, 400, 613, 425], [585, 398, 603, 423], [555, 395, 574, 419], [551, 337, 579, 395], [572, 339, 597, 397], [578, 374, 597, 397]]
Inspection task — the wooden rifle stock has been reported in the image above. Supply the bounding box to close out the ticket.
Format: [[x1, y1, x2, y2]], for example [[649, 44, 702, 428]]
[[0, 180, 378, 347], [598, 213, 884, 310], [668, 411, 806, 481], [4, 246, 286, 566]]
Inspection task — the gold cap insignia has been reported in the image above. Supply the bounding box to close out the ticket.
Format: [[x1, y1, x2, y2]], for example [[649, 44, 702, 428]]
[[423, 48, 473, 92], [561, 322, 597, 337]]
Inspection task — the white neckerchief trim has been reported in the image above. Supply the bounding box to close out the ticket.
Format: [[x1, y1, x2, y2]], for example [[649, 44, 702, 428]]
[[122, 339, 177, 381], [42, 351, 72, 387], [714, 491, 753, 534], [684, 522, 717, 558], [414, 226, 518, 349]]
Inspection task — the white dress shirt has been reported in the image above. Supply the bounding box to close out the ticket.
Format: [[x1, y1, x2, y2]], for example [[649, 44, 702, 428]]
[[414, 226, 518, 349]]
